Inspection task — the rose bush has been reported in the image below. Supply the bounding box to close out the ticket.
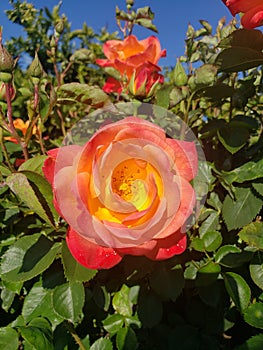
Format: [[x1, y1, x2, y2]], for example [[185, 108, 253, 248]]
[[43, 117, 197, 269], [222, 0, 263, 28], [96, 35, 166, 95]]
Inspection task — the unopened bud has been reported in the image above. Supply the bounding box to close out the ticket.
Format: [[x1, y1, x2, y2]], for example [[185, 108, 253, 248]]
[[55, 20, 64, 36], [0, 44, 14, 75], [0, 81, 16, 102], [28, 51, 44, 81], [173, 59, 188, 87]]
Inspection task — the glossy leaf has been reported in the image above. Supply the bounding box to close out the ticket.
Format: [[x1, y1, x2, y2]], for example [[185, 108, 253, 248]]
[[52, 282, 84, 323], [0, 233, 61, 282], [102, 314, 124, 334], [222, 187, 262, 231], [19, 318, 54, 350], [90, 337, 113, 350], [61, 240, 97, 283], [0, 327, 19, 350], [250, 252, 263, 290], [202, 230, 222, 252], [223, 272, 251, 313], [239, 222, 263, 250], [112, 284, 132, 317], [6, 171, 58, 227], [116, 327, 138, 350], [244, 302, 263, 329]]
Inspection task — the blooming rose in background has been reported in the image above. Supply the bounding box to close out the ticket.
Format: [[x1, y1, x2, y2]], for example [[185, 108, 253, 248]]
[[4, 118, 37, 143], [43, 117, 198, 269], [96, 35, 166, 97], [222, 0, 263, 29]]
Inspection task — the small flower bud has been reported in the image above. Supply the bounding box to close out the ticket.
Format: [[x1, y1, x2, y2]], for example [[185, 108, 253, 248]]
[[0, 44, 14, 75], [173, 59, 188, 87], [0, 81, 16, 102], [55, 20, 64, 36], [27, 51, 44, 81]]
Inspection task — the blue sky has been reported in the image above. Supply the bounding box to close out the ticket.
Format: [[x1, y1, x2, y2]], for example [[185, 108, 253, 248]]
[[0, 0, 233, 66]]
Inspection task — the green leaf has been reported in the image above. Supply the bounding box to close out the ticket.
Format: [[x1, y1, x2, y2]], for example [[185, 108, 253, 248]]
[[196, 261, 221, 287], [239, 222, 263, 250], [19, 317, 54, 350], [190, 237, 205, 252], [155, 85, 173, 109], [217, 123, 249, 154], [102, 314, 124, 334], [135, 18, 158, 33], [0, 233, 61, 282], [93, 285, 111, 312], [90, 337, 113, 350], [222, 187, 262, 231], [112, 284, 133, 317], [61, 240, 97, 283], [199, 210, 220, 236], [149, 264, 185, 301], [236, 334, 263, 350], [216, 47, 263, 72], [138, 289, 163, 328], [58, 83, 110, 107], [253, 182, 263, 196], [0, 327, 19, 350], [6, 172, 58, 227], [221, 159, 263, 184], [116, 327, 138, 350], [219, 28, 263, 51], [18, 155, 47, 174], [194, 64, 217, 87], [223, 272, 251, 313], [250, 252, 263, 290], [22, 281, 63, 325], [244, 302, 263, 329], [52, 282, 84, 323], [202, 231, 222, 252]]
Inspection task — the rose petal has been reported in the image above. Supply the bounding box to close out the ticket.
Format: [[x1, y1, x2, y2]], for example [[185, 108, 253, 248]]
[[66, 227, 123, 269]]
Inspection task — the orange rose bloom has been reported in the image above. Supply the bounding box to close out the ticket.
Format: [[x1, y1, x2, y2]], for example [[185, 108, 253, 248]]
[[96, 35, 166, 95], [222, 0, 263, 28], [43, 117, 198, 269]]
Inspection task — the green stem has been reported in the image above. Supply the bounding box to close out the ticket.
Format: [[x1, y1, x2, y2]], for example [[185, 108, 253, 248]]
[[65, 321, 86, 350]]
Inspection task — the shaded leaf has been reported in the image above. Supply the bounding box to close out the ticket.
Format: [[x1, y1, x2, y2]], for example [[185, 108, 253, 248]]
[[223, 272, 251, 313], [116, 327, 138, 350], [244, 302, 263, 329], [52, 282, 84, 323], [112, 284, 132, 317], [19, 317, 54, 350], [250, 252, 263, 290], [217, 123, 249, 154], [0, 233, 61, 282], [236, 333, 263, 350], [150, 264, 185, 301]]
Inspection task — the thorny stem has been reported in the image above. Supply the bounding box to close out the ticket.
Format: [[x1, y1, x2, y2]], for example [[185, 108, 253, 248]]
[[4, 82, 29, 160], [33, 83, 46, 155], [64, 322, 86, 350], [56, 108, 66, 137]]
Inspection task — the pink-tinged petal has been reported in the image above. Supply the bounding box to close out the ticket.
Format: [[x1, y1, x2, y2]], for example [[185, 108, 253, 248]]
[[166, 139, 198, 181], [66, 227, 123, 269], [156, 177, 195, 239], [145, 232, 187, 260], [43, 148, 59, 185], [117, 239, 158, 256]]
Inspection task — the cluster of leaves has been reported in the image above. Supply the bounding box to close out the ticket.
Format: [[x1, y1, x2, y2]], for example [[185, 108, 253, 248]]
[[0, 1, 263, 349]]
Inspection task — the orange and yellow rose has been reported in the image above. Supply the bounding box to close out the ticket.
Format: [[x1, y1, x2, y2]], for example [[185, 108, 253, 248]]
[[96, 35, 166, 96], [222, 0, 263, 29], [43, 117, 197, 269]]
